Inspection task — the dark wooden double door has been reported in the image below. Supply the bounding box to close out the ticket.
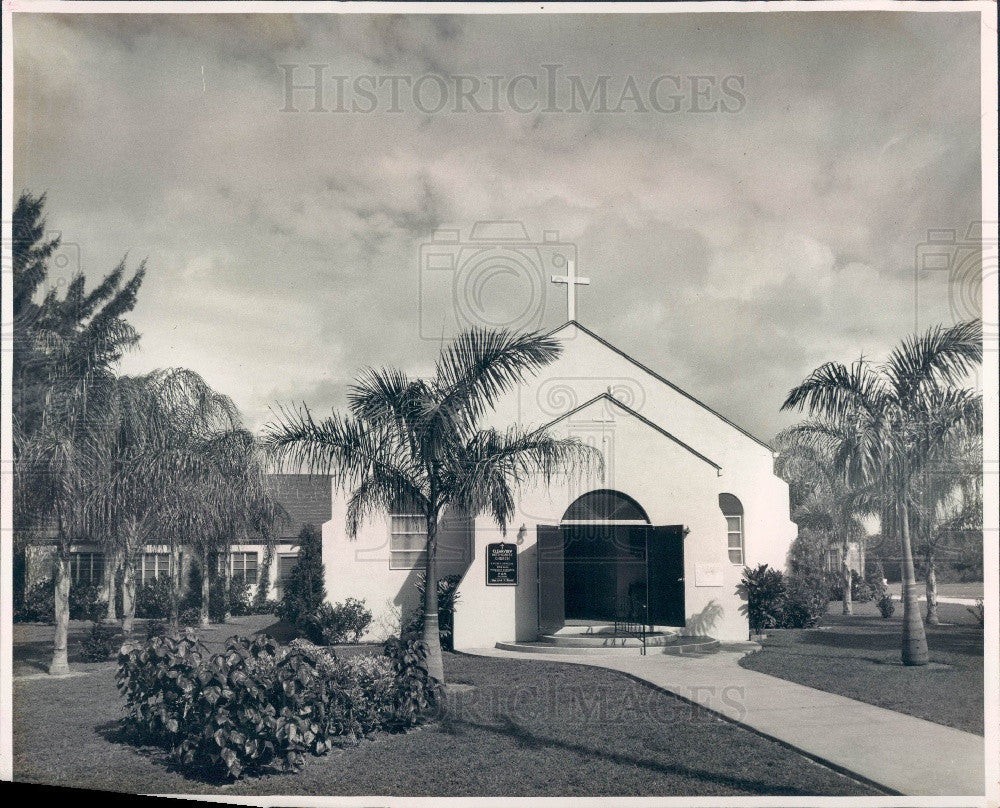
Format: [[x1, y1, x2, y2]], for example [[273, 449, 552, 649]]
[[537, 524, 685, 630]]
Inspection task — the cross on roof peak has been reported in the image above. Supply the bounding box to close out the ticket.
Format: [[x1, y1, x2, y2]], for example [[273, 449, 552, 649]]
[[551, 259, 590, 322]]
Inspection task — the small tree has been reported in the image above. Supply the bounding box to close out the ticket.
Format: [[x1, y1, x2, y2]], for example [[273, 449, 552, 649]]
[[278, 524, 326, 626]]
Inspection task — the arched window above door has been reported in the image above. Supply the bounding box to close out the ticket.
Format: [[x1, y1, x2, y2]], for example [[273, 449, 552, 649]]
[[561, 489, 650, 523], [719, 493, 744, 565]]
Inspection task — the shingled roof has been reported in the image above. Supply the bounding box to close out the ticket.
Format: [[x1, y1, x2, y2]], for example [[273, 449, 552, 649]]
[[266, 474, 333, 538]]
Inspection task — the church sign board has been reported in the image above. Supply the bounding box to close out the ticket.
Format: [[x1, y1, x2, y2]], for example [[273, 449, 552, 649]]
[[486, 542, 518, 586]]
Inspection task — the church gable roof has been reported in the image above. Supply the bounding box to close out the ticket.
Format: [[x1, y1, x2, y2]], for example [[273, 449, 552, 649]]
[[535, 391, 723, 473], [547, 320, 774, 452]]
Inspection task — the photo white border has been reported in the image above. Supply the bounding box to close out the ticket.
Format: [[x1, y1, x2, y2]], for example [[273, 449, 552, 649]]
[[1, 2, 996, 807]]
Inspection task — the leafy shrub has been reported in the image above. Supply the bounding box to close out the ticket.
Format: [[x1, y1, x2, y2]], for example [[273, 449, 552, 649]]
[[866, 561, 889, 598], [253, 552, 273, 614], [742, 563, 829, 632], [877, 593, 896, 618], [145, 619, 168, 639], [136, 577, 173, 619], [116, 629, 440, 780], [784, 568, 830, 628], [850, 573, 873, 603], [14, 579, 107, 623], [967, 598, 984, 627], [15, 580, 54, 623], [250, 599, 278, 615], [80, 622, 123, 661], [382, 634, 442, 730], [179, 606, 201, 626], [277, 525, 326, 627], [404, 574, 462, 650], [184, 561, 226, 622], [300, 598, 373, 645], [740, 564, 787, 633], [70, 583, 108, 621], [229, 578, 253, 617]]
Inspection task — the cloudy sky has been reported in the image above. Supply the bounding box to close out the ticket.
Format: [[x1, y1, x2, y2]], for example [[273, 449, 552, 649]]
[[13, 10, 983, 442]]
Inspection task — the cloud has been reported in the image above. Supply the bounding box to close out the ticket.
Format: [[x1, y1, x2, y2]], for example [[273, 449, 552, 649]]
[[12, 10, 982, 442]]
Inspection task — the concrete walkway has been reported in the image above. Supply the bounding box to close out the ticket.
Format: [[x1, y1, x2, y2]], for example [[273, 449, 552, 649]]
[[466, 644, 985, 797]]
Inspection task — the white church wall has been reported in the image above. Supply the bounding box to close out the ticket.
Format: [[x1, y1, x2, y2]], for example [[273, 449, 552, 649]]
[[453, 398, 752, 647], [324, 492, 474, 641], [488, 322, 797, 572]]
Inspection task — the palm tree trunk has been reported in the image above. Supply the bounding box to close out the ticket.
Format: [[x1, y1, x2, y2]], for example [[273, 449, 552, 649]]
[[122, 555, 137, 634], [422, 515, 445, 684], [49, 547, 71, 675], [925, 551, 939, 625], [200, 549, 211, 627], [841, 537, 853, 615], [169, 544, 180, 630], [104, 550, 119, 623], [221, 551, 231, 623], [899, 497, 929, 665]]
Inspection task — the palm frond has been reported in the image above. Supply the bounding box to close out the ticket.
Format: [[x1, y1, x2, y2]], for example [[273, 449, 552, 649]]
[[781, 357, 888, 421], [884, 320, 982, 405]]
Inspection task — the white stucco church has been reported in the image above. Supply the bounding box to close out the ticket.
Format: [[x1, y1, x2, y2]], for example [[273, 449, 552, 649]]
[[320, 275, 797, 648]]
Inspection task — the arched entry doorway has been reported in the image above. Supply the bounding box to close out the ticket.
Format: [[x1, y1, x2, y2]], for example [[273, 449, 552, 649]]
[[537, 490, 686, 631], [562, 490, 650, 622]]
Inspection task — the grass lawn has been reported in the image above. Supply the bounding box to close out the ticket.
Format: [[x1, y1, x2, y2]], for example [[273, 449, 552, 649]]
[[739, 600, 983, 734], [12, 615, 289, 677], [12, 626, 881, 796], [886, 581, 983, 600]]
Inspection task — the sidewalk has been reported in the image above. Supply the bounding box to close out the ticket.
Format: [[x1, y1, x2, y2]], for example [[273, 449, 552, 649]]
[[466, 645, 985, 797]]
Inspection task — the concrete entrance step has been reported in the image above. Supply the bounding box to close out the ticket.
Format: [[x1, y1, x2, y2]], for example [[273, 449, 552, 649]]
[[495, 641, 639, 656], [553, 623, 680, 637], [495, 635, 720, 656], [540, 632, 676, 648]]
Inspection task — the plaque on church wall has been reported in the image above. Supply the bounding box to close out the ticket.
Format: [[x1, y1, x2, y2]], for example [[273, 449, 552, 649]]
[[486, 542, 518, 586], [694, 562, 724, 587]]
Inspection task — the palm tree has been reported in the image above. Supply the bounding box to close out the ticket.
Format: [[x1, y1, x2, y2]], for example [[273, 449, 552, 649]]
[[90, 369, 259, 631], [776, 437, 868, 614], [781, 320, 981, 665], [181, 428, 284, 627], [264, 329, 601, 683], [910, 403, 982, 624], [12, 193, 145, 673]]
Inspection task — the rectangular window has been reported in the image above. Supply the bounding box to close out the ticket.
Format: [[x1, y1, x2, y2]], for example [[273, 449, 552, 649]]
[[231, 552, 259, 584], [390, 513, 427, 570], [142, 552, 171, 582], [726, 515, 744, 565], [277, 553, 298, 583], [70, 552, 105, 585]]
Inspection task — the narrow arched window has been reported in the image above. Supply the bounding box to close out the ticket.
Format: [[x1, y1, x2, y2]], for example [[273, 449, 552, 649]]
[[719, 494, 745, 565]]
